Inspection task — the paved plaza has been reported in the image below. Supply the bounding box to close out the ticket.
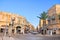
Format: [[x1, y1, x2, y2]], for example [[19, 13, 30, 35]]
[[0, 34, 60, 40]]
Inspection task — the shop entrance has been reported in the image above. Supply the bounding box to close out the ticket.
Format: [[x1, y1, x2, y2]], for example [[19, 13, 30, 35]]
[[16, 26, 21, 34]]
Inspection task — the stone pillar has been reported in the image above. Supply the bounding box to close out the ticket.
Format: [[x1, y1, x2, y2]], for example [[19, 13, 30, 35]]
[[50, 30, 52, 35], [56, 30, 60, 34], [22, 28, 24, 34], [14, 28, 16, 34], [21, 27, 25, 34], [8, 27, 12, 36]]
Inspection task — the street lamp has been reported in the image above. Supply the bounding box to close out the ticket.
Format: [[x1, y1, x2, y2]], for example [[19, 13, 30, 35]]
[[4, 15, 8, 36]]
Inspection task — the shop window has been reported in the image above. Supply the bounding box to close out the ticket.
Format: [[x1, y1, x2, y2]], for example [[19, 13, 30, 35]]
[[59, 17, 60, 20]]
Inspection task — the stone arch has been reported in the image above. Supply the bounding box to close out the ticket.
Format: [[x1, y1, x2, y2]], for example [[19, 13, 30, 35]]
[[16, 26, 21, 34], [0, 28, 4, 33]]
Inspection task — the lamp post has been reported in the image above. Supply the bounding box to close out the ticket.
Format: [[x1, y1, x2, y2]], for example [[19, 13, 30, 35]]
[[8, 17, 15, 36], [4, 15, 8, 36]]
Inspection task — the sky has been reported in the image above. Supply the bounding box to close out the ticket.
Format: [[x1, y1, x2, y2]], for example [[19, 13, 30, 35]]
[[0, 0, 60, 28]]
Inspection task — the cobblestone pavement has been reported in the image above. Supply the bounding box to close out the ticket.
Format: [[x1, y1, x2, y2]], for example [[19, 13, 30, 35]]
[[13, 34, 60, 40], [0, 36, 15, 40], [0, 34, 60, 40]]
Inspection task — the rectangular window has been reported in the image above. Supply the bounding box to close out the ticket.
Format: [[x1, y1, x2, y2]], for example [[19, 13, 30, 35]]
[[48, 20, 50, 24]]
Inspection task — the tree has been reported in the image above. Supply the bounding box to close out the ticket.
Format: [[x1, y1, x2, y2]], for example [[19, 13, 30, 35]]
[[37, 11, 48, 34], [37, 11, 48, 26]]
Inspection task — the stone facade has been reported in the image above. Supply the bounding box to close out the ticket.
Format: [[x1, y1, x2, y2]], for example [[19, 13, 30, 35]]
[[0, 12, 34, 35], [38, 4, 60, 35], [37, 19, 48, 31], [47, 4, 60, 35]]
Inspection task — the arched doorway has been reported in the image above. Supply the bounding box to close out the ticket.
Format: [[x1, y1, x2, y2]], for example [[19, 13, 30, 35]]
[[0, 28, 4, 33], [52, 30, 56, 34], [16, 26, 21, 34]]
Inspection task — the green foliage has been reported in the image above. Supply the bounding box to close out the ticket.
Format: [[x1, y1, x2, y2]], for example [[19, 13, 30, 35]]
[[37, 11, 48, 20]]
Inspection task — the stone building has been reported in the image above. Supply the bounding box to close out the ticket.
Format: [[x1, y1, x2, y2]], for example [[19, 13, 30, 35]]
[[0, 12, 34, 35], [47, 4, 60, 35], [38, 4, 60, 35]]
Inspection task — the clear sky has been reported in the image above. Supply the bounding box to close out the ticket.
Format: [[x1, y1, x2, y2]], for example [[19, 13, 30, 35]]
[[0, 0, 60, 28]]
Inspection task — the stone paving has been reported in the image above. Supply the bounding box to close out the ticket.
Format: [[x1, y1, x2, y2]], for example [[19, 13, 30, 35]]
[[13, 34, 60, 40], [0, 36, 15, 40], [0, 34, 60, 40]]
